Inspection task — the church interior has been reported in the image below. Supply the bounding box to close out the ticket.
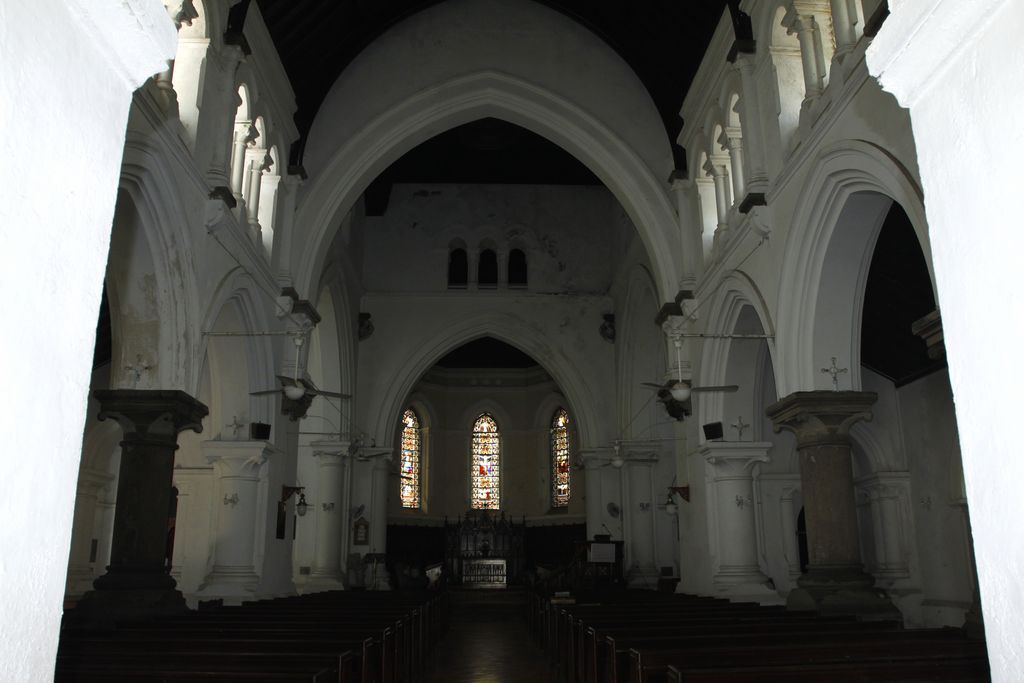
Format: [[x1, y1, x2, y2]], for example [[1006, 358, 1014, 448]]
[[4, 0, 1024, 680]]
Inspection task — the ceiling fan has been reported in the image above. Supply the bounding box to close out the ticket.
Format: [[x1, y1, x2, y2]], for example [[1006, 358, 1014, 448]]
[[250, 335, 350, 402], [641, 337, 738, 402]]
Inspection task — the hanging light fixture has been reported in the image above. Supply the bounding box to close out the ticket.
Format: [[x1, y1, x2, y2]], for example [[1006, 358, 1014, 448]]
[[283, 334, 307, 400], [668, 337, 691, 402]]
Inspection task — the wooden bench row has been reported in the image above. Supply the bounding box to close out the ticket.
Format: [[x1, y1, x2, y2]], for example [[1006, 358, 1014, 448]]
[[56, 589, 448, 683], [528, 590, 990, 683]]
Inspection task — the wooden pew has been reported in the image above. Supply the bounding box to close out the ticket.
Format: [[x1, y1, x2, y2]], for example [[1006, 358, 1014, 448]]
[[666, 657, 990, 682], [631, 631, 987, 683]]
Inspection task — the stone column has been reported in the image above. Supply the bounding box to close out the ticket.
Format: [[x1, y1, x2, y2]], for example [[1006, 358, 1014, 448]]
[[65, 469, 114, 597], [783, 2, 830, 103], [703, 155, 732, 249], [702, 441, 779, 602], [619, 442, 660, 587], [196, 440, 273, 604], [719, 127, 746, 202], [766, 391, 897, 617], [201, 45, 245, 190], [306, 447, 347, 591], [76, 390, 208, 619], [581, 448, 613, 539], [829, 0, 859, 64], [353, 446, 392, 590], [779, 487, 803, 582], [734, 55, 769, 195], [230, 123, 254, 203], [272, 175, 302, 286]]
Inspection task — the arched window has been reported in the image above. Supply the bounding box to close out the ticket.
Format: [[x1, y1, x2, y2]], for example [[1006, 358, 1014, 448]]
[[400, 408, 422, 509], [471, 413, 500, 509], [448, 248, 468, 288], [478, 249, 498, 288], [551, 408, 570, 508], [508, 249, 528, 288]]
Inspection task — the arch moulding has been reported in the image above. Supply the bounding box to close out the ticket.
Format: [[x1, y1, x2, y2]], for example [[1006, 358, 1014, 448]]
[[293, 71, 687, 302], [366, 311, 606, 454], [775, 140, 930, 397]]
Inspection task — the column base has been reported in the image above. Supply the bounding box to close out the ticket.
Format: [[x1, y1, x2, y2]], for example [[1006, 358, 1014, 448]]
[[714, 568, 784, 605], [787, 565, 900, 620], [626, 564, 661, 589], [963, 599, 985, 639], [66, 566, 98, 599], [71, 568, 188, 624], [196, 566, 261, 605], [302, 572, 346, 593]]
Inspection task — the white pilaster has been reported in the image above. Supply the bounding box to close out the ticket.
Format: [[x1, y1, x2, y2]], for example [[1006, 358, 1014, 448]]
[[581, 447, 614, 540], [702, 441, 781, 603], [65, 469, 114, 597], [619, 441, 661, 587], [305, 446, 347, 591], [197, 441, 274, 604]]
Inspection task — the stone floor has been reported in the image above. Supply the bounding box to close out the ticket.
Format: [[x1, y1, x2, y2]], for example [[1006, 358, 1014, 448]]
[[426, 588, 554, 683]]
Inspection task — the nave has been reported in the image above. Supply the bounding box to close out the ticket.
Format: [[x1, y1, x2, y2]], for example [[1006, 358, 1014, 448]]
[[54, 584, 990, 682]]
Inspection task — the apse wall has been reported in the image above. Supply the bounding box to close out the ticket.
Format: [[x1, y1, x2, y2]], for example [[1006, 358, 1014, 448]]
[[388, 368, 586, 521]]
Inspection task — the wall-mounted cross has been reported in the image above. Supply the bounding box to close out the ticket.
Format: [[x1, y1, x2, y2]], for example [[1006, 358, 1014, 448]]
[[821, 357, 849, 391], [124, 355, 152, 388], [730, 416, 750, 440], [225, 416, 246, 439]]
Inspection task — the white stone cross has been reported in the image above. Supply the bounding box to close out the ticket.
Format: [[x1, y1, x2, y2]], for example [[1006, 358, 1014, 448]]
[[124, 355, 151, 388], [821, 357, 849, 391], [731, 416, 750, 440], [225, 416, 246, 439]]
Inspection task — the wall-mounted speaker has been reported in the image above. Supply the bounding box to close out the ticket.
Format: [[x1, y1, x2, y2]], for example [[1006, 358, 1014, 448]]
[[702, 421, 724, 440]]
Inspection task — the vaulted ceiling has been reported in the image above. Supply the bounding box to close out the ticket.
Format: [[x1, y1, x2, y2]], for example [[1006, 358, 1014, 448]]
[[253, 0, 735, 173]]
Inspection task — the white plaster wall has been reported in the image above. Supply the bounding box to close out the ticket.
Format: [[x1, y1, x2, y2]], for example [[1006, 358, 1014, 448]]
[[896, 369, 973, 626], [0, 0, 174, 677], [867, 2, 1024, 672], [362, 184, 617, 294]]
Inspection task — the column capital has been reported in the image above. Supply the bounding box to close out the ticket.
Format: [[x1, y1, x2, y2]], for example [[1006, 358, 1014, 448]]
[[700, 441, 772, 476], [580, 447, 615, 469], [94, 389, 208, 441], [201, 440, 277, 476], [766, 390, 876, 449]]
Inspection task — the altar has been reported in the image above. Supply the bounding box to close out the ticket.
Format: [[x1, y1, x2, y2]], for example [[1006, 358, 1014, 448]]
[[445, 510, 524, 588]]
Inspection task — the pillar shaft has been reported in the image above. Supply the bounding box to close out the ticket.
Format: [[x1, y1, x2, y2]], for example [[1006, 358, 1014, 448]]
[[197, 441, 273, 602], [702, 442, 776, 599], [311, 451, 345, 581], [581, 448, 613, 539], [75, 390, 207, 619], [767, 391, 897, 617]]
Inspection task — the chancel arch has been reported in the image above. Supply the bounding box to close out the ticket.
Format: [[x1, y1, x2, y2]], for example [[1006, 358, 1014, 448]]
[[293, 0, 690, 303], [363, 315, 609, 453]]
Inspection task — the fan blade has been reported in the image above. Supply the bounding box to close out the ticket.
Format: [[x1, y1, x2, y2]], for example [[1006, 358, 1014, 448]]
[[640, 382, 666, 389], [691, 385, 740, 393], [250, 389, 282, 396], [276, 375, 299, 387], [313, 389, 352, 399]]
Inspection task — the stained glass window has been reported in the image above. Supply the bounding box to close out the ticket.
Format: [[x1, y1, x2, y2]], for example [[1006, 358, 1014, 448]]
[[400, 408, 421, 509], [472, 413, 500, 509], [551, 409, 570, 507]]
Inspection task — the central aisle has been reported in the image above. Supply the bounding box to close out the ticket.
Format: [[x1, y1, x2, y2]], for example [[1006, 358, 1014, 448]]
[[427, 588, 554, 683]]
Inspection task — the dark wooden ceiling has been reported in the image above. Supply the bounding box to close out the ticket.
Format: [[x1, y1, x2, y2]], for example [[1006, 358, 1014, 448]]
[[253, 0, 735, 171]]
